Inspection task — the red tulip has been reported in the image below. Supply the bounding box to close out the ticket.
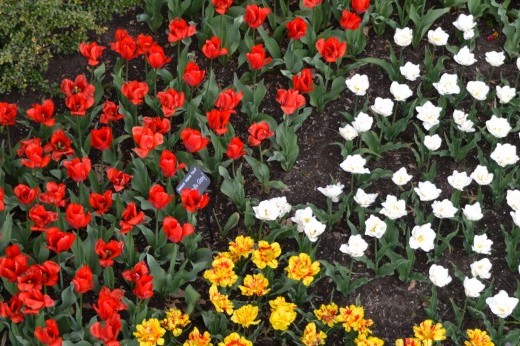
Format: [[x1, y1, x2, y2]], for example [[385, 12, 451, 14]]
[[206, 109, 234, 135], [79, 42, 106, 66], [180, 128, 210, 153], [121, 80, 149, 105], [90, 313, 122, 345], [292, 68, 315, 93], [159, 150, 186, 177], [39, 261, 61, 287], [157, 88, 185, 117], [215, 89, 243, 110], [181, 188, 210, 213], [90, 126, 113, 151], [132, 126, 164, 158], [110, 29, 138, 60], [351, 0, 370, 13], [29, 204, 57, 231], [276, 88, 306, 115], [95, 239, 124, 267], [119, 202, 144, 234], [246, 44, 272, 70], [183, 61, 206, 87], [44, 129, 75, 161], [93, 287, 127, 320], [168, 18, 196, 43], [13, 184, 39, 205], [100, 100, 124, 124], [39, 182, 67, 208], [89, 190, 113, 215], [285, 17, 307, 40], [340, 10, 362, 30], [18, 138, 51, 169], [202, 36, 228, 59], [106, 167, 132, 192], [316, 37, 347, 63], [26, 99, 55, 126], [133, 275, 154, 299], [147, 45, 172, 69], [0, 294, 24, 323], [143, 116, 171, 134], [226, 137, 246, 160], [45, 227, 76, 253], [148, 184, 173, 209], [211, 0, 233, 15], [122, 261, 149, 282], [63, 157, 91, 182], [18, 289, 54, 314], [65, 203, 92, 229], [0, 244, 29, 283], [248, 121, 274, 146], [163, 217, 195, 243], [35, 318, 62, 346], [303, 0, 322, 8], [245, 4, 271, 29], [61, 74, 95, 116], [72, 265, 94, 294], [136, 34, 157, 55], [0, 102, 17, 126]]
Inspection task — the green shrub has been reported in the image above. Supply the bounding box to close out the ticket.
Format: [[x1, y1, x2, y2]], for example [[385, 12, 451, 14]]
[[0, 0, 139, 95]]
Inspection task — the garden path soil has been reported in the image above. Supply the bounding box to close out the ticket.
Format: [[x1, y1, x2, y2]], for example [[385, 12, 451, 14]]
[[2, 5, 520, 344]]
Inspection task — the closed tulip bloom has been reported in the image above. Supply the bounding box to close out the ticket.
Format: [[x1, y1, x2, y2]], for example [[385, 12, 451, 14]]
[[226, 137, 246, 160], [339, 10, 362, 30], [90, 126, 113, 151], [245, 4, 271, 29], [211, 0, 233, 15], [181, 188, 210, 213], [285, 17, 307, 40], [14, 184, 39, 205], [45, 227, 76, 253], [246, 44, 272, 70], [121, 80, 149, 105], [0, 102, 17, 126], [132, 126, 164, 158], [89, 190, 113, 215], [159, 150, 185, 177], [351, 0, 370, 13], [215, 89, 243, 110], [183, 61, 206, 87], [248, 121, 273, 146], [157, 88, 185, 117], [292, 68, 314, 94], [72, 265, 94, 294], [65, 203, 91, 229], [207, 109, 233, 135], [63, 157, 91, 182], [181, 128, 210, 152], [146, 45, 171, 69]]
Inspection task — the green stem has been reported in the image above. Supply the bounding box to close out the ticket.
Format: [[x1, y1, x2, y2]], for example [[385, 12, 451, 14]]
[[374, 238, 379, 275], [153, 68, 157, 95], [155, 209, 160, 250], [177, 43, 181, 78], [76, 115, 83, 154], [457, 297, 468, 331], [6, 126, 12, 154], [78, 294, 83, 327], [346, 259, 354, 293]]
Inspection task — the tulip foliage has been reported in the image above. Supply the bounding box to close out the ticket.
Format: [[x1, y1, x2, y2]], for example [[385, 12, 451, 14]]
[[1, 0, 520, 345]]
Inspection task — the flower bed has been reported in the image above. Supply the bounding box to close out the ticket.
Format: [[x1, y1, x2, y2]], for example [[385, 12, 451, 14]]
[[1, 0, 520, 345]]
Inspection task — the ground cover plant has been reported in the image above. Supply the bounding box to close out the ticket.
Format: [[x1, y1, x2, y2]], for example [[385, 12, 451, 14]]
[[0, 0, 520, 345]]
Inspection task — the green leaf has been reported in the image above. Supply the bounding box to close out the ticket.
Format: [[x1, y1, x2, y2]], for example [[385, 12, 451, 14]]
[[258, 27, 281, 59], [184, 284, 201, 315]]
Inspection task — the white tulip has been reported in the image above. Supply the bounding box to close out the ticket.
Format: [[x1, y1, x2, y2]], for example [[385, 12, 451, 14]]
[[352, 112, 373, 133], [254, 200, 280, 221], [472, 234, 493, 255], [510, 210, 520, 227], [414, 181, 441, 201], [490, 143, 519, 167], [390, 81, 413, 101], [507, 190, 520, 211], [339, 124, 358, 141], [409, 223, 436, 252], [303, 217, 326, 242], [464, 277, 485, 298], [485, 51, 506, 67], [452, 109, 468, 125], [339, 234, 368, 258], [486, 115, 511, 138], [471, 258, 492, 279], [447, 170, 472, 191], [371, 97, 394, 117], [364, 215, 387, 239], [429, 264, 452, 287], [457, 119, 476, 133], [400, 62, 421, 81], [486, 290, 519, 318], [392, 167, 413, 186], [416, 101, 442, 130], [291, 207, 314, 232], [432, 199, 457, 219], [467, 81, 490, 100], [433, 73, 460, 95], [394, 27, 413, 47], [346, 74, 370, 96], [454, 46, 476, 66], [317, 183, 344, 203], [424, 134, 442, 151], [340, 154, 370, 174], [453, 14, 476, 39], [379, 195, 407, 220], [463, 202, 483, 221], [428, 27, 449, 46], [496, 85, 516, 104], [470, 165, 493, 185], [271, 197, 291, 218], [354, 188, 378, 208]]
